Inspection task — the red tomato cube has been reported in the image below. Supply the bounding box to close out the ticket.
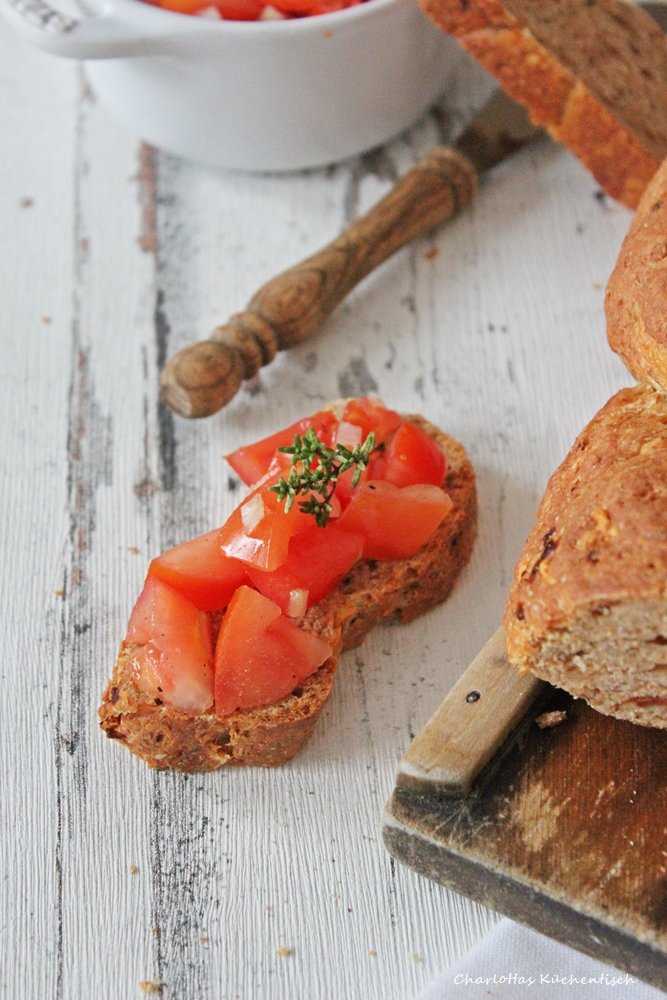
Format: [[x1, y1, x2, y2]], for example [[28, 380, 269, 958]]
[[214, 586, 333, 716], [219, 475, 313, 572], [225, 409, 338, 486], [341, 398, 401, 445], [376, 421, 447, 488], [338, 480, 453, 560], [147, 530, 248, 612], [246, 522, 364, 613], [125, 577, 214, 714]]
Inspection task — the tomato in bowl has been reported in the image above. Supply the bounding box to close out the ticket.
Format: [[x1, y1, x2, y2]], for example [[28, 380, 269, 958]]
[[4, 0, 456, 170], [143, 0, 361, 19]]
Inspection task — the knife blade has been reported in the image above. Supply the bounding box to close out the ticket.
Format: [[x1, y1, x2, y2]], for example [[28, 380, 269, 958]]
[[159, 89, 542, 419]]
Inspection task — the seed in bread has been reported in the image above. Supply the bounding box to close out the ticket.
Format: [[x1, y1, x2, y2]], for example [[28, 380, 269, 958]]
[[503, 385, 667, 729], [420, 0, 667, 208], [99, 414, 477, 770], [605, 154, 667, 392]]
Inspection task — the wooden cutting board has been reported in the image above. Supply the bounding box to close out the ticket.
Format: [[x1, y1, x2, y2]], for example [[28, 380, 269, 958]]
[[382, 629, 667, 991]]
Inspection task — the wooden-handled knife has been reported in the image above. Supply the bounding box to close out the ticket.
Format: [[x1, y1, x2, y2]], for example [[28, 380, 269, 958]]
[[397, 627, 545, 797], [159, 89, 541, 419]]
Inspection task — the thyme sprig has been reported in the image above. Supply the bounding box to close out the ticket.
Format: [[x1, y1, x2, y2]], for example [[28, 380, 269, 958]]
[[269, 427, 377, 527]]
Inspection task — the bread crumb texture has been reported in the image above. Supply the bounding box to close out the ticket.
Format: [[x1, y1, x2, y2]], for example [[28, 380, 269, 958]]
[[504, 385, 667, 728]]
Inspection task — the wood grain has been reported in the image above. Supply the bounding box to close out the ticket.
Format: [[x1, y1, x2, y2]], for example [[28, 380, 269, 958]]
[[0, 19, 643, 1000], [385, 689, 667, 990]]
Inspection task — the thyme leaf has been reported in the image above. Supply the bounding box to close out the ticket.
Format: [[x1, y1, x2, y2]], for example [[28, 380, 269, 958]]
[[269, 427, 377, 527]]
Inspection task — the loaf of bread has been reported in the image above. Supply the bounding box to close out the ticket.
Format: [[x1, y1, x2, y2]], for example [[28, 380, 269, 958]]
[[606, 154, 667, 391], [503, 384, 667, 728], [99, 415, 477, 770], [420, 0, 667, 208]]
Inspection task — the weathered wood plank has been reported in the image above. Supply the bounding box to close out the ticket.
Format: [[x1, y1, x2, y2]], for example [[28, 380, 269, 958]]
[[0, 31, 79, 1000], [0, 19, 641, 999], [384, 690, 667, 990]]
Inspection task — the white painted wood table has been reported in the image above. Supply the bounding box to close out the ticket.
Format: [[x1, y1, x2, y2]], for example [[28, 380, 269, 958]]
[[0, 17, 638, 1000]]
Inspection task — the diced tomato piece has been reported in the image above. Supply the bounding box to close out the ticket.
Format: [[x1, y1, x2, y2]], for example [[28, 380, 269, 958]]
[[225, 409, 338, 486], [148, 0, 209, 13], [125, 578, 214, 713], [272, 0, 357, 13], [212, 0, 265, 18], [219, 475, 313, 572], [247, 522, 364, 613], [341, 398, 401, 445], [214, 586, 333, 715], [151, 0, 264, 16], [327, 465, 361, 510], [146, 530, 248, 612], [374, 421, 447, 488], [338, 480, 453, 560]]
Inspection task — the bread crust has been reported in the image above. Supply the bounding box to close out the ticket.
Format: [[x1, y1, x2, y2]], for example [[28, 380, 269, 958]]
[[605, 155, 667, 392], [420, 0, 667, 207], [503, 385, 667, 728], [99, 415, 477, 770]]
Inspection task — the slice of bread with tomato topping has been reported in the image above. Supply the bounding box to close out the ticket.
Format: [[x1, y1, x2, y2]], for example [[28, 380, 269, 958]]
[[99, 404, 476, 771]]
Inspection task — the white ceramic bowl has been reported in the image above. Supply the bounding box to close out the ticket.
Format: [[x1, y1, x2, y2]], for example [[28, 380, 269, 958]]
[[3, 0, 457, 170]]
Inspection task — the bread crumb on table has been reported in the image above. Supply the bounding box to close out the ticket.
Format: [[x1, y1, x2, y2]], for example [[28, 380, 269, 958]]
[[535, 710, 567, 729], [275, 947, 293, 958], [129, 864, 139, 874], [139, 981, 162, 994]]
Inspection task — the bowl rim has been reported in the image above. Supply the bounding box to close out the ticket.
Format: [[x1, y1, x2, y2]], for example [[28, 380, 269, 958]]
[[105, 0, 408, 31]]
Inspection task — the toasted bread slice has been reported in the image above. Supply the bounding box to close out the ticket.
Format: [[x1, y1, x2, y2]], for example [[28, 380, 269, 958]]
[[503, 385, 667, 729], [99, 414, 477, 770], [421, 0, 667, 208]]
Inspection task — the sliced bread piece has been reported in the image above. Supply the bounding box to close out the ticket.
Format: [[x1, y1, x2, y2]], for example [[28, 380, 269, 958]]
[[503, 384, 667, 729], [99, 415, 477, 770], [420, 0, 667, 207]]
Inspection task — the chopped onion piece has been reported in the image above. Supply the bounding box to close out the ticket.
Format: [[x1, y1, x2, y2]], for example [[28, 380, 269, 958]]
[[328, 494, 342, 519], [241, 493, 265, 534], [259, 4, 286, 17], [336, 421, 363, 448], [287, 588, 309, 618], [197, 5, 222, 15]]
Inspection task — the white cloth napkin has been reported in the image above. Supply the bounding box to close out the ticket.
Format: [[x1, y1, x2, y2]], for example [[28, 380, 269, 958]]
[[416, 919, 665, 999]]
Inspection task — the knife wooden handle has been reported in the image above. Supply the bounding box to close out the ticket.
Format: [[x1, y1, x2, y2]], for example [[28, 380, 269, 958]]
[[397, 627, 546, 797], [159, 147, 477, 418]]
